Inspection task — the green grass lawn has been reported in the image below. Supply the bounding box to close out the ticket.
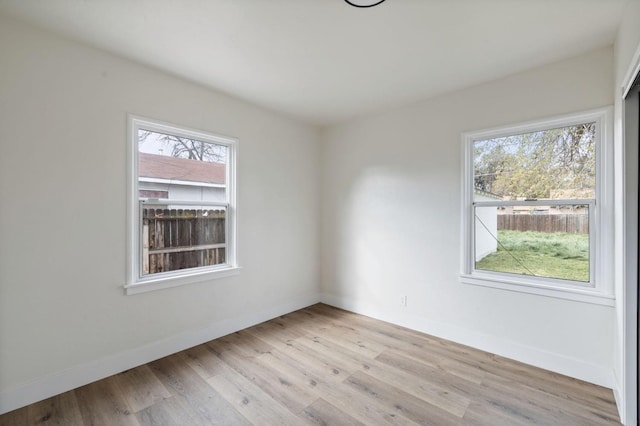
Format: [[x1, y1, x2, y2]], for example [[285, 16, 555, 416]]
[[475, 230, 589, 282]]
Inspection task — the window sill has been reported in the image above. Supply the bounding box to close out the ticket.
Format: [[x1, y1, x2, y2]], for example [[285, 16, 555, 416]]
[[125, 266, 241, 295], [459, 273, 614, 306]]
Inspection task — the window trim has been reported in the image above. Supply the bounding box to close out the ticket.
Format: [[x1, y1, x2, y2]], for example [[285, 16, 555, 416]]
[[460, 107, 614, 306], [125, 115, 239, 295]]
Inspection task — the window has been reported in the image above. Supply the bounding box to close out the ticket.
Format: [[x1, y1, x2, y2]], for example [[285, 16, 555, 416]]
[[126, 116, 238, 294], [461, 108, 613, 305], [139, 189, 169, 199]]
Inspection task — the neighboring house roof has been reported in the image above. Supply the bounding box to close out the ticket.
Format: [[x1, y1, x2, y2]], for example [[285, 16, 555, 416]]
[[474, 188, 502, 200], [139, 152, 225, 184]]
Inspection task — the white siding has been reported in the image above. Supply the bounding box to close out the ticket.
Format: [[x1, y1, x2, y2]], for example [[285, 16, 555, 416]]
[[474, 194, 498, 262], [138, 181, 225, 202]]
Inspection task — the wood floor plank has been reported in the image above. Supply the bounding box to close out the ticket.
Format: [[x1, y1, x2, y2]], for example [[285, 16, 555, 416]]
[[464, 381, 570, 426], [74, 376, 139, 426], [303, 306, 489, 383], [135, 396, 198, 426], [315, 304, 619, 422], [478, 354, 614, 417], [207, 339, 318, 413], [476, 370, 621, 425], [301, 306, 488, 385], [177, 343, 227, 381], [259, 340, 349, 387], [0, 303, 621, 426], [0, 408, 27, 426], [297, 333, 471, 417], [22, 391, 83, 425], [311, 380, 420, 426], [255, 350, 327, 393], [295, 334, 370, 373], [304, 305, 443, 347], [300, 398, 366, 426], [344, 370, 462, 425], [148, 355, 250, 425], [206, 365, 307, 425], [461, 401, 534, 426], [249, 348, 417, 425], [362, 358, 471, 417], [404, 348, 487, 385], [217, 330, 275, 358], [112, 365, 172, 413], [376, 348, 482, 398], [410, 335, 613, 408], [257, 332, 353, 382], [245, 316, 306, 344], [284, 310, 388, 358]]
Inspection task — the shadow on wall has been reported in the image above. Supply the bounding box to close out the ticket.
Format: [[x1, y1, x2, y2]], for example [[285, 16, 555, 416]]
[[333, 166, 455, 306]]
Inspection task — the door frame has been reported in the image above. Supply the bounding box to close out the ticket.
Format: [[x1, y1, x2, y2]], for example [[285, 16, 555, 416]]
[[621, 44, 640, 425]]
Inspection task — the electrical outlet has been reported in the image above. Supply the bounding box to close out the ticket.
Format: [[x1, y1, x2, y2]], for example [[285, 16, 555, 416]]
[[400, 295, 408, 307]]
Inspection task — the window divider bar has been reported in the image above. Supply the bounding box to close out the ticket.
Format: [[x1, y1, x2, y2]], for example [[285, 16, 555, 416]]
[[473, 199, 594, 207], [140, 199, 229, 208]]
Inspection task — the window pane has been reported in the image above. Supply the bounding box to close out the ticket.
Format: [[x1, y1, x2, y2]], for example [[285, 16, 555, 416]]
[[138, 129, 227, 202], [473, 123, 595, 201], [139, 189, 168, 199], [141, 206, 226, 276], [474, 205, 590, 282]]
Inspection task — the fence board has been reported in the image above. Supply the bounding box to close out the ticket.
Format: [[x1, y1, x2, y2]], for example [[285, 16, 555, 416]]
[[497, 214, 588, 234], [142, 208, 226, 274]]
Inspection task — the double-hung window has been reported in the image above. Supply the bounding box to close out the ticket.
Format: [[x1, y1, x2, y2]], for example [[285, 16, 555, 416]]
[[461, 107, 613, 305], [126, 116, 238, 294]]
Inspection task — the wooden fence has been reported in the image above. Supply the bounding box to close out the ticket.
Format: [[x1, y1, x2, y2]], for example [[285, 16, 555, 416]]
[[142, 208, 226, 275], [497, 214, 588, 234]]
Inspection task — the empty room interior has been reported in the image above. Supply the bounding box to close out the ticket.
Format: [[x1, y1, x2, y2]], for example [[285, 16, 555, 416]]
[[1, 0, 640, 424]]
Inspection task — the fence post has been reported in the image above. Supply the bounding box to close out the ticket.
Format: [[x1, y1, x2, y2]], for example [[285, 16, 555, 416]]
[[142, 220, 149, 274]]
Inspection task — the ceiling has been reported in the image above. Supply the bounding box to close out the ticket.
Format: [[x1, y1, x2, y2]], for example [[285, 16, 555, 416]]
[[0, 0, 629, 126]]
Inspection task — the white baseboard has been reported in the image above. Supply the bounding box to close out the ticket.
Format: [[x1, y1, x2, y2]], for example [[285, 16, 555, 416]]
[[320, 293, 613, 389], [612, 373, 625, 425], [2, 292, 614, 415], [0, 293, 321, 415]]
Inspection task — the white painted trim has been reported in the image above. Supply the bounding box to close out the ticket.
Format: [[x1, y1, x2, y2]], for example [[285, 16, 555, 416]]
[[620, 78, 639, 426], [460, 106, 615, 301], [0, 293, 321, 415], [460, 273, 615, 306], [124, 266, 242, 295], [126, 114, 239, 293], [320, 292, 613, 388], [612, 372, 623, 425], [622, 41, 640, 99]]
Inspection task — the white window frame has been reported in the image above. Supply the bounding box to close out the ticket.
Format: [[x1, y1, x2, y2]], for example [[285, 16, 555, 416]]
[[125, 115, 239, 295], [460, 107, 614, 306]]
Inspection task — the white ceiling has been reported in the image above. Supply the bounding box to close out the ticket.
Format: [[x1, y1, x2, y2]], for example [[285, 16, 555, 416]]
[[0, 0, 629, 126]]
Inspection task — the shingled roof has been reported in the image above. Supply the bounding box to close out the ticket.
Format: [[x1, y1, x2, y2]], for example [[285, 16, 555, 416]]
[[139, 152, 225, 185]]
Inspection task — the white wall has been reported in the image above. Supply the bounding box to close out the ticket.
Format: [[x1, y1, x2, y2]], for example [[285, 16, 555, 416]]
[[320, 47, 615, 387], [0, 16, 320, 412], [0, 8, 630, 418], [613, 0, 640, 423]]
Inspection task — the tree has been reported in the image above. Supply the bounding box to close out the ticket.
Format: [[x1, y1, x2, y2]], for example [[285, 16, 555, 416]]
[[139, 130, 226, 163], [474, 138, 509, 193], [474, 123, 595, 200]]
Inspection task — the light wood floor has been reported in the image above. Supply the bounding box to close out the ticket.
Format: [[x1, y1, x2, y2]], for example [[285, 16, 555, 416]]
[[0, 304, 620, 425]]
